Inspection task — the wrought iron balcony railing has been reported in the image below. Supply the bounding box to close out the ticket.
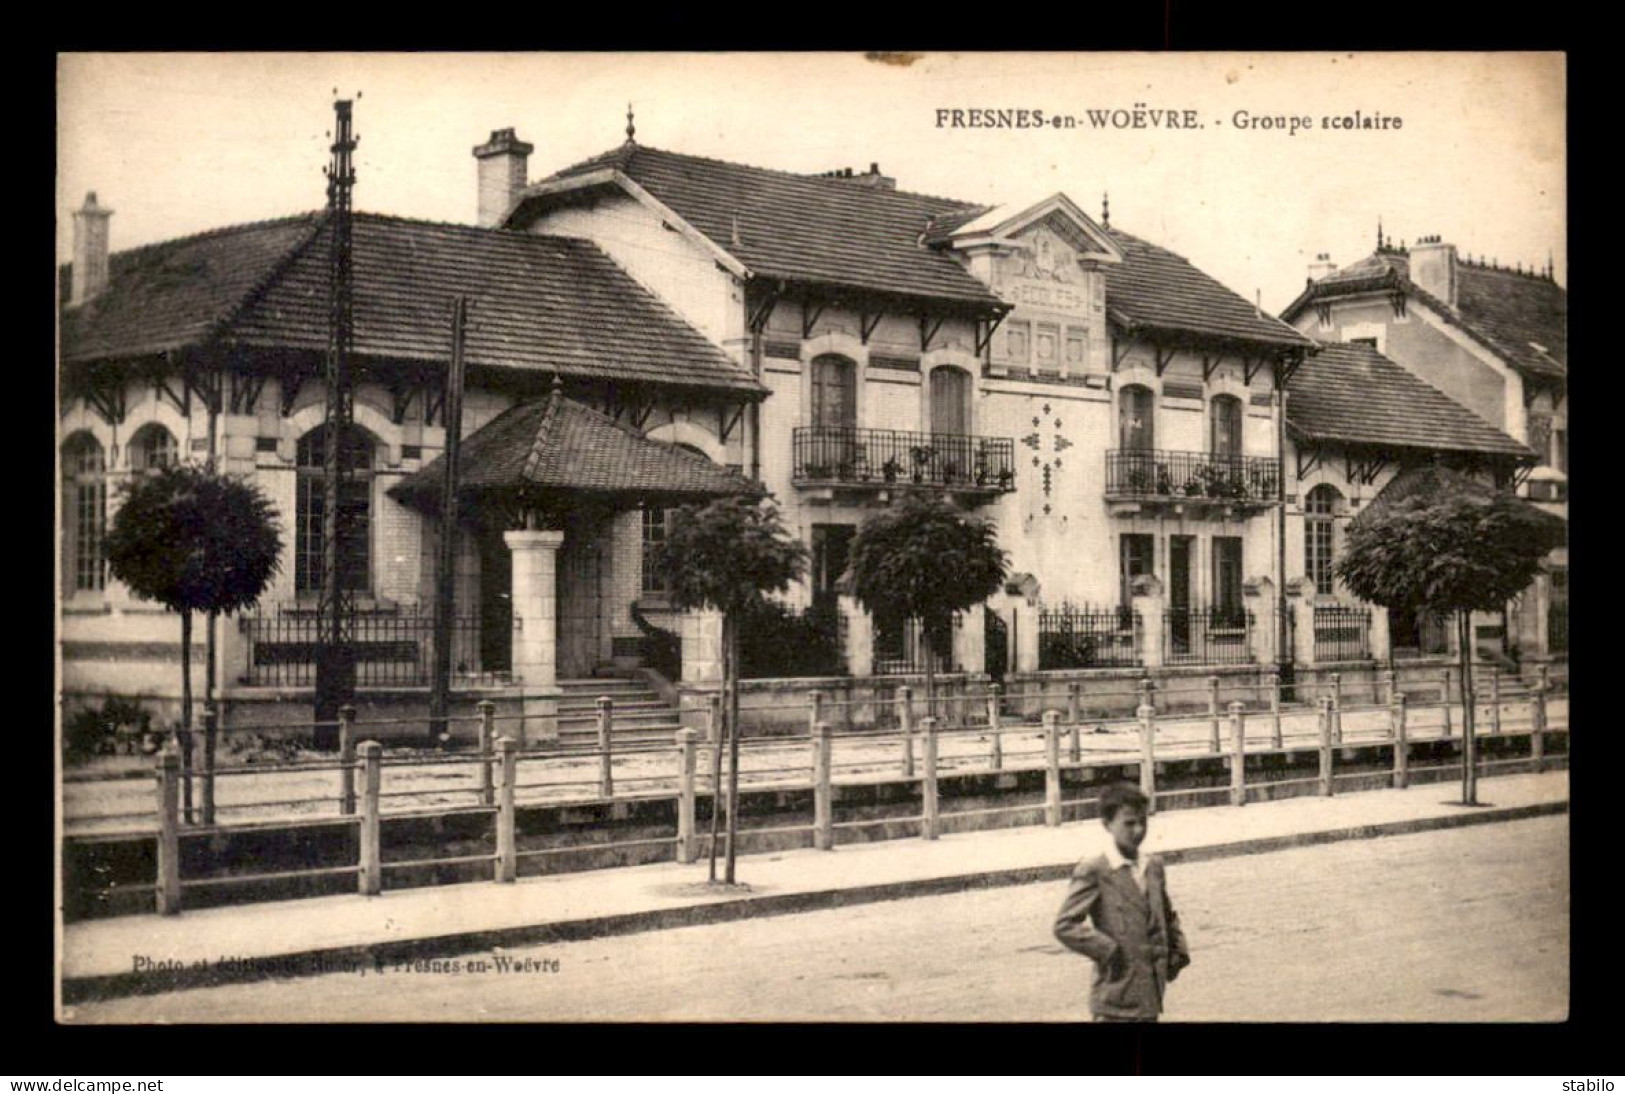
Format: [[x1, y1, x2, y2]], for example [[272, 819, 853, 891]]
[[793, 426, 1016, 492], [1106, 449, 1281, 504]]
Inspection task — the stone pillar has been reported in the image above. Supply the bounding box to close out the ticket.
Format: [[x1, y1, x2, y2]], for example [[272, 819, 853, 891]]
[[954, 605, 985, 678], [1013, 601, 1041, 674], [1244, 577, 1276, 664], [1369, 604, 1391, 662], [505, 529, 565, 744], [839, 594, 874, 678], [1292, 598, 1317, 667], [680, 609, 725, 686], [1133, 577, 1165, 669]]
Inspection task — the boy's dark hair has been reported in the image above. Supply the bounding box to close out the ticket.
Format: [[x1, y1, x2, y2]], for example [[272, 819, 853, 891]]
[[1098, 782, 1149, 821]]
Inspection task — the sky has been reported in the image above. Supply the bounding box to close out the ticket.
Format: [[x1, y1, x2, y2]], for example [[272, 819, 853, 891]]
[[56, 52, 1566, 315]]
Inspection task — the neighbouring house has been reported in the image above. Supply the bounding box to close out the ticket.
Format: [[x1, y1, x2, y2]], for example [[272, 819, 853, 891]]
[[1281, 231, 1567, 665]]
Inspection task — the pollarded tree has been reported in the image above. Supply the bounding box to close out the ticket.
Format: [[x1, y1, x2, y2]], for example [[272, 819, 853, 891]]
[[1336, 486, 1562, 805], [655, 493, 808, 885], [104, 464, 283, 823], [848, 495, 1009, 716]]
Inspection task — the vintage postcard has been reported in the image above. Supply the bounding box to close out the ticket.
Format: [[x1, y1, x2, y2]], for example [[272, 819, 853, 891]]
[[56, 51, 1567, 1023]]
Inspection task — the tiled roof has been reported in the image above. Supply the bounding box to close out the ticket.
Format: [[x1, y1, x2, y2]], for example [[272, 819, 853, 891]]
[[1282, 251, 1566, 384], [1103, 229, 1317, 350], [535, 144, 1007, 310], [390, 385, 756, 508], [61, 212, 764, 397], [1352, 463, 1565, 539], [1286, 342, 1533, 458]]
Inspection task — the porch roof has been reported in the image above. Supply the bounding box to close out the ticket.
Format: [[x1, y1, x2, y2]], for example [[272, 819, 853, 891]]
[[389, 384, 758, 511]]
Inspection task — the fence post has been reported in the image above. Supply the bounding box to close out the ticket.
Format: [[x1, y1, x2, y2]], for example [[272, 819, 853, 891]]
[[1317, 697, 1334, 797], [358, 740, 382, 896], [201, 704, 218, 827], [1044, 710, 1062, 827], [1268, 671, 1283, 749], [494, 736, 517, 883], [1066, 682, 1082, 763], [1137, 703, 1157, 815], [1329, 673, 1343, 745], [708, 692, 722, 746], [987, 686, 1004, 771], [1229, 701, 1247, 807], [1531, 667, 1547, 773], [1489, 669, 1502, 736], [1392, 693, 1409, 789], [1139, 676, 1156, 714], [1440, 669, 1453, 738], [809, 690, 824, 735], [676, 728, 698, 864], [596, 696, 614, 798], [899, 685, 916, 778], [338, 704, 357, 817], [155, 746, 181, 915], [813, 721, 833, 851], [920, 716, 939, 840], [478, 700, 496, 807], [1207, 675, 1221, 753], [1382, 669, 1396, 708]]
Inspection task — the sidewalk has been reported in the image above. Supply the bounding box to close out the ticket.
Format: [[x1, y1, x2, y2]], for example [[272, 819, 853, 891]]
[[60, 769, 1568, 1002]]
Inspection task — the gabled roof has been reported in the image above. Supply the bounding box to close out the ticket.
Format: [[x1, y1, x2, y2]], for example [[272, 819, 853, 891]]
[[1103, 229, 1317, 350], [389, 384, 756, 509], [61, 211, 764, 398], [521, 144, 1008, 310], [1281, 250, 1566, 384], [1286, 342, 1533, 459]]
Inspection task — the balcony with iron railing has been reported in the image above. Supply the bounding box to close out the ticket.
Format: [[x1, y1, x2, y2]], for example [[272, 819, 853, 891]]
[[1105, 449, 1281, 511], [792, 427, 1016, 496]]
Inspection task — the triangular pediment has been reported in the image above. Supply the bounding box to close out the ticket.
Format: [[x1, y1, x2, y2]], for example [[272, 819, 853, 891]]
[[946, 193, 1123, 265]]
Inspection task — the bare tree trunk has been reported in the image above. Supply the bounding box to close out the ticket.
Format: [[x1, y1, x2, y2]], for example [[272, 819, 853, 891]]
[[923, 616, 938, 723], [179, 609, 195, 825], [706, 623, 725, 882], [724, 613, 743, 884], [204, 608, 218, 826], [1458, 610, 1478, 805]]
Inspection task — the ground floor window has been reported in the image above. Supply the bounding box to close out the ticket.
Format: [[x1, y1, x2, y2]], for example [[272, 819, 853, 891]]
[[63, 432, 107, 593], [1212, 536, 1243, 619], [641, 505, 672, 596], [1120, 533, 1154, 605], [295, 424, 375, 595]]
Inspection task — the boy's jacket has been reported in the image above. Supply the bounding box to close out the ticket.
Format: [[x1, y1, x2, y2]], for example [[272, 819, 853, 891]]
[[1053, 851, 1191, 1019]]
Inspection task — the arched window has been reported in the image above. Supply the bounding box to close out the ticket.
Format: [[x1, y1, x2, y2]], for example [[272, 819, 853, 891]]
[[1305, 484, 1343, 596], [1210, 395, 1243, 458], [295, 424, 376, 595], [128, 424, 178, 474], [810, 355, 856, 431], [62, 432, 107, 593], [1119, 385, 1155, 451]]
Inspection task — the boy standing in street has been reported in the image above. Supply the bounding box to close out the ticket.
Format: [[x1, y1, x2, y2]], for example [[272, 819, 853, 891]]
[[1053, 783, 1190, 1022]]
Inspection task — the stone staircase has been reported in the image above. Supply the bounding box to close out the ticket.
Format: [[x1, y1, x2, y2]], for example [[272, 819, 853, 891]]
[[555, 675, 687, 751]]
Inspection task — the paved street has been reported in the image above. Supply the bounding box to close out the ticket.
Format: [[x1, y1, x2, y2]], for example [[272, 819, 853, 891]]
[[64, 813, 1567, 1023]]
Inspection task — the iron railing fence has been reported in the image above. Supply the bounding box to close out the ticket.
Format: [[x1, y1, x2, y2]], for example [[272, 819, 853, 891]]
[[241, 607, 508, 688], [1038, 605, 1141, 669], [873, 615, 960, 676], [792, 426, 1016, 492], [1313, 604, 1373, 662], [1165, 607, 1255, 665], [1105, 449, 1281, 503]]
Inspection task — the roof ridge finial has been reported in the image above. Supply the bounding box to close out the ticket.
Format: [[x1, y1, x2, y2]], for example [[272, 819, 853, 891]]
[[1102, 190, 1110, 229], [625, 102, 636, 145], [1377, 215, 1384, 252]]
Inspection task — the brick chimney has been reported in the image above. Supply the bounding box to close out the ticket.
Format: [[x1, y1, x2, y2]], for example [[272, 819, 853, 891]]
[[473, 128, 534, 229], [70, 191, 112, 305], [1409, 234, 1458, 310], [1307, 252, 1338, 282], [818, 163, 896, 191]]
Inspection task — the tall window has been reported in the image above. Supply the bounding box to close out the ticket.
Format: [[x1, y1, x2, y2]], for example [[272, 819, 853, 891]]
[[128, 424, 178, 474], [642, 505, 672, 596], [810, 355, 856, 430], [929, 367, 971, 437], [63, 433, 106, 592], [1305, 484, 1342, 596], [295, 424, 375, 595], [1120, 533, 1154, 607], [1212, 536, 1244, 619], [1210, 395, 1243, 458], [1119, 385, 1155, 451]]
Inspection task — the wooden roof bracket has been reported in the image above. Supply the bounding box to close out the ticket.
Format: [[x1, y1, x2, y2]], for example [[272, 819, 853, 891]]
[[1276, 349, 1306, 389], [1242, 355, 1266, 387], [389, 377, 417, 426], [1153, 344, 1176, 377], [859, 308, 885, 345], [975, 313, 1007, 358], [748, 285, 783, 334], [1296, 444, 1323, 481], [630, 401, 655, 431], [920, 314, 947, 354], [228, 371, 267, 416], [802, 300, 828, 341], [720, 402, 746, 444], [1111, 334, 1137, 371], [1201, 353, 1223, 384]]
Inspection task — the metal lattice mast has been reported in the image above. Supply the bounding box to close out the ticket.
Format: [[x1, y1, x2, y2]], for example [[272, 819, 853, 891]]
[[316, 97, 359, 732]]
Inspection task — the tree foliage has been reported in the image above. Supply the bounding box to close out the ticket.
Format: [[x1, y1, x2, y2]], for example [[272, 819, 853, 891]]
[[656, 494, 808, 615], [1335, 493, 1558, 614], [848, 495, 1009, 631], [105, 464, 284, 616]]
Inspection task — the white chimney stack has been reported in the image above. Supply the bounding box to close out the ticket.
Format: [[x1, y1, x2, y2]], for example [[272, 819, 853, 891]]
[[1306, 252, 1338, 282], [1409, 234, 1458, 310], [473, 128, 534, 229], [71, 191, 113, 305]]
